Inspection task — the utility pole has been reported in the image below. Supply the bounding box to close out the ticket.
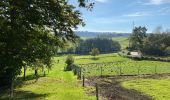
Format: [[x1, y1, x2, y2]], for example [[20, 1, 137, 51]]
[[129, 21, 135, 48], [133, 21, 135, 30]]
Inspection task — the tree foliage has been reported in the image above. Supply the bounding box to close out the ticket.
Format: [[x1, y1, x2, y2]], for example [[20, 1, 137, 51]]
[[129, 26, 147, 50], [128, 26, 170, 56], [65, 55, 74, 71], [0, 0, 93, 88], [142, 33, 170, 56], [90, 48, 100, 57], [75, 38, 121, 54]]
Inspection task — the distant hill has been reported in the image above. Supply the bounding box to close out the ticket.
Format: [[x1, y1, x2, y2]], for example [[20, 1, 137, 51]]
[[112, 37, 129, 49], [75, 31, 130, 38]]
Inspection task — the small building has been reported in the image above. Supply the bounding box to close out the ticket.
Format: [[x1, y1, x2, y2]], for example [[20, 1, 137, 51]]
[[130, 51, 142, 58]]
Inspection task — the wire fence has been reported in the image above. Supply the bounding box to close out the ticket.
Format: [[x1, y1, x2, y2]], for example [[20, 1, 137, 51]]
[[73, 61, 170, 78], [72, 61, 170, 100]]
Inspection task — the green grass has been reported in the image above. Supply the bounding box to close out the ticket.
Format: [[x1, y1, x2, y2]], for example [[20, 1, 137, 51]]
[[73, 53, 170, 100], [73, 53, 170, 99], [0, 56, 95, 100], [112, 37, 129, 49], [122, 77, 170, 100], [74, 53, 170, 77], [74, 53, 127, 64], [1, 53, 170, 100]]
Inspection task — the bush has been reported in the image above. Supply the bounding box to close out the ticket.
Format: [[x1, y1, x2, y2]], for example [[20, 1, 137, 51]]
[[90, 48, 100, 58], [165, 47, 170, 55], [65, 55, 74, 71]]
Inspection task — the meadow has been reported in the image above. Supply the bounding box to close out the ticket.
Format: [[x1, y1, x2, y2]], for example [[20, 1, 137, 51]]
[[73, 53, 170, 100], [0, 56, 95, 100], [1, 53, 170, 100], [112, 37, 129, 49], [122, 77, 170, 100], [74, 53, 170, 77]]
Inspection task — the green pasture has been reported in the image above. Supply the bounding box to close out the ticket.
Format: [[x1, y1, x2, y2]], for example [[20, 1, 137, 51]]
[[0, 56, 95, 100], [122, 77, 170, 100], [74, 53, 170, 77], [112, 37, 129, 49]]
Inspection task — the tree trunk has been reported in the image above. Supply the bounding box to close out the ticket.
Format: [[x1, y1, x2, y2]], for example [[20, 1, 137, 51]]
[[35, 69, 38, 81], [43, 71, 46, 77], [48, 67, 50, 73], [23, 66, 27, 80], [35, 69, 38, 77], [10, 78, 14, 98]]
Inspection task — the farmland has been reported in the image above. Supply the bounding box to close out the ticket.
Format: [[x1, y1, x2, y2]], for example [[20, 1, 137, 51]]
[[74, 53, 170, 77], [1, 0, 170, 100], [1, 53, 170, 100], [73, 53, 170, 100], [0, 56, 95, 100], [112, 37, 129, 49]]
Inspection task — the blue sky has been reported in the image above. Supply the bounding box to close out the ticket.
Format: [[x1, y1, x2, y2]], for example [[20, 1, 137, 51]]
[[70, 0, 170, 33]]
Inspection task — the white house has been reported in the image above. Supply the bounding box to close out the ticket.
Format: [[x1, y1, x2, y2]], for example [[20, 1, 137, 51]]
[[130, 51, 142, 58]]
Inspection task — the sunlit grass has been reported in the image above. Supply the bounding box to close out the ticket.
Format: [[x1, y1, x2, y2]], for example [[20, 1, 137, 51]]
[[112, 37, 129, 49], [122, 78, 170, 100], [0, 56, 95, 100], [74, 53, 170, 76]]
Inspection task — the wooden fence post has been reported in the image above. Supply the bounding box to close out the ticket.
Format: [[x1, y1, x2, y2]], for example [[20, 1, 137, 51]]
[[82, 75, 85, 87], [78, 67, 82, 80], [77, 67, 79, 79], [100, 66, 102, 77], [95, 83, 99, 100], [138, 67, 140, 75], [155, 66, 157, 74], [80, 67, 82, 79]]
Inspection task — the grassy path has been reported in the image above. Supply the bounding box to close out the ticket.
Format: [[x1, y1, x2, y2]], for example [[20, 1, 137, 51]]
[[0, 56, 95, 100]]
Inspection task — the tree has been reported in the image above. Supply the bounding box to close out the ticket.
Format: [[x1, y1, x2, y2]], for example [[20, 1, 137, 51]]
[[90, 48, 100, 59], [140, 30, 170, 56], [165, 47, 170, 55], [0, 0, 93, 97], [75, 38, 121, 54], [129, 26, 147, 50]]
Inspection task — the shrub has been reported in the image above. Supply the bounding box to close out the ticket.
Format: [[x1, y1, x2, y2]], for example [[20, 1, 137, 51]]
[[165, 47, 170, 55], [65, 55, 74, 71], [90, 48, 100, 59]]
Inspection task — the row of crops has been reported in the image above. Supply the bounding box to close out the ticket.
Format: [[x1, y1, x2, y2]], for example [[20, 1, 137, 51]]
[[75, 60, 170, 77]]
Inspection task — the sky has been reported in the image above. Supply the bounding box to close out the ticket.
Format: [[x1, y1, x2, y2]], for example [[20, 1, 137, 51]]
[[69, 0, 170, 33]]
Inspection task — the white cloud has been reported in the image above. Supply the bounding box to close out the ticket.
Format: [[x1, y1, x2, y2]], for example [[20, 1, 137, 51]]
[[158, 7, 170, 15], [92, 17, 129, 24], [143, 0, 170, 5], [95, 0, 108, 3], [123, 12, 151, 17]]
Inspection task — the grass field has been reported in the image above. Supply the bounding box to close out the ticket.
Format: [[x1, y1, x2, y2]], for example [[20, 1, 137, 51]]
[[0, 56, 95, 100], [122, 76, 170, 100], [1, 53, 170, 100], [73, 53, 170, 100], [74, 53, 170, 77]]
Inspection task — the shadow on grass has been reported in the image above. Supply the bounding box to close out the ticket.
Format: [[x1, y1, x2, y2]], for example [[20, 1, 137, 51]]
[[0, 90, 48, 100], [87, 76, 152, 100], [0, 73, 48, 100], [91, 57, 99, 60], [76, 55, 116, 60], [16, 74, 45, 88]]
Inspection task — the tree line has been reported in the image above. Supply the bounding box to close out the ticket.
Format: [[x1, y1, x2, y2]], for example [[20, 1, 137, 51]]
[[129, 26, 170, 56], [65, 38, 121, 54]]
